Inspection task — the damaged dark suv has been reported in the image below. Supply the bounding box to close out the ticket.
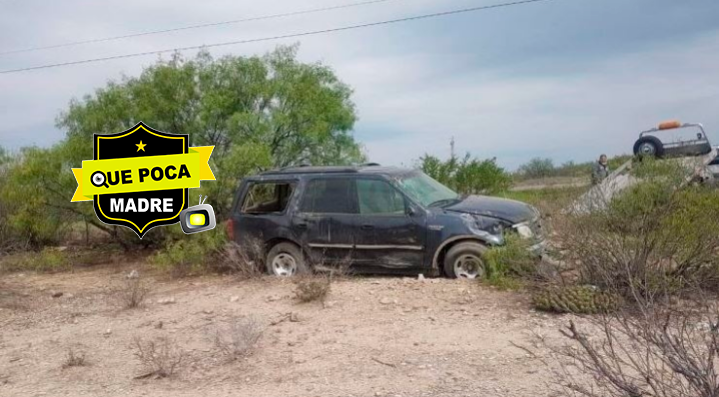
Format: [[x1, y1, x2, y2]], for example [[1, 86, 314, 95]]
[[227, 165, 544, 279]]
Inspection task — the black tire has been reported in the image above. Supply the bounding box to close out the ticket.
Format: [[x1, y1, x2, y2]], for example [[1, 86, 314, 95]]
[[633, 136, 664, 158], [443, 242, 488, 279], [266, 242, 307, 277]]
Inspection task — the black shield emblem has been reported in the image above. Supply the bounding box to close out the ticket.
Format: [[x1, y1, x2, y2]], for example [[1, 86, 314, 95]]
[[93, 122, 189, 238]]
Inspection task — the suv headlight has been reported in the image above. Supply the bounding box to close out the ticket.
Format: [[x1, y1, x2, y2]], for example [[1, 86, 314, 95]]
[[514, 224, 533, 239], [460, 214, 505, 244]]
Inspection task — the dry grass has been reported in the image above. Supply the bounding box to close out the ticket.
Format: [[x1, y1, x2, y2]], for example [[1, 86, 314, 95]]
[[212, 316, 263, 360], [61, 348, 87, 369], [132, 337, 186, 379], [294, 276, 331, 303], [116, 274, 149, 309]]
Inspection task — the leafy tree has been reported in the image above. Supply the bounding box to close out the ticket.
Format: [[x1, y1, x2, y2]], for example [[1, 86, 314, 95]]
[[517, 157, 555, 179], [1, 45, 364, 247], [59, 45, 364, 216], [418, 153, 510, 195]]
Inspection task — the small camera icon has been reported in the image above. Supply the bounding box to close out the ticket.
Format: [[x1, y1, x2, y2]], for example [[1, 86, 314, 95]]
[[179, 196, 216, 234]]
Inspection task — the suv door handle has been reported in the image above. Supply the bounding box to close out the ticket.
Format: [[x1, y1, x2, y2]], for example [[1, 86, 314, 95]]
[[361, 224, 374, 230], [296, 223, 308, 229]]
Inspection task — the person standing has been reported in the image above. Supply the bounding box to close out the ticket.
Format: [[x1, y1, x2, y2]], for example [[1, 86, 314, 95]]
[[592, 154, 610, 185]]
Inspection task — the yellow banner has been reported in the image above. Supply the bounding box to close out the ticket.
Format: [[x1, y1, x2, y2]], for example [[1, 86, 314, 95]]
[[72, 146, 214, 202]]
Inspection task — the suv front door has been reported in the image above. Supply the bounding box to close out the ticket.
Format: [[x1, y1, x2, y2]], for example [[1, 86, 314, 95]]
[[351, 177, 426, 271]]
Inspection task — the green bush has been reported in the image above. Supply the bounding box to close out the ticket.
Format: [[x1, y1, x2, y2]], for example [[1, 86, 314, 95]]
[[150, 226, 227, 277], [482, 234, 537, 288], [0, 248, 72, 273], [532, 285, 622, 314], [564, 160, 719, 299], [418, 152, 511, 195]]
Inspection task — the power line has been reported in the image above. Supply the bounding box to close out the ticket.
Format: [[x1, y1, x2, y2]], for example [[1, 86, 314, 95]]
[[0, 0, 556, 75], [0, 0, 404, 56]]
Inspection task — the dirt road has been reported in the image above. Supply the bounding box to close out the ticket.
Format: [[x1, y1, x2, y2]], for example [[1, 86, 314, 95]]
[[0, 264, 569, 397]]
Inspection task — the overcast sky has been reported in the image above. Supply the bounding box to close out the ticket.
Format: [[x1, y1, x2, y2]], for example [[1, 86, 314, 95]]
[[1, 0, 718, 169]]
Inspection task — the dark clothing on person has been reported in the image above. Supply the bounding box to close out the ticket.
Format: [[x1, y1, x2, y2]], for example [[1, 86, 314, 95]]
[[592, 161, 609, 185]]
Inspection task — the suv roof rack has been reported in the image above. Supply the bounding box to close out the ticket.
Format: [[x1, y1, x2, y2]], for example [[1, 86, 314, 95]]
[[360, 162, 381, 166], [260, 166, 360, 175]]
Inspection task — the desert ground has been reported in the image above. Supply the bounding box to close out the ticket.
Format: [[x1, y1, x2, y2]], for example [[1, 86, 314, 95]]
[[0, 262, 574, 397]]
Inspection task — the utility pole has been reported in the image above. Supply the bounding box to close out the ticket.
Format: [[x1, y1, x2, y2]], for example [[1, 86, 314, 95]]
[[450, 136, 455, 159]]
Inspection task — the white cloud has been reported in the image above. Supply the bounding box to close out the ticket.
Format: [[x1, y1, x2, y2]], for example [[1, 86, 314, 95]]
[[349, 32, 719, 168], [0, 0, 717, 171]]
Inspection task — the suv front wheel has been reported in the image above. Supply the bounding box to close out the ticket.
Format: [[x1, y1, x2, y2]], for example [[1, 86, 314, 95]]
[[443, 242, 488, 279], [266, 242, 307, 277]]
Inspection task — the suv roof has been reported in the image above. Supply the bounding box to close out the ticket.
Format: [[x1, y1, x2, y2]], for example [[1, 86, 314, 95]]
[[259, 164, 409, 176]]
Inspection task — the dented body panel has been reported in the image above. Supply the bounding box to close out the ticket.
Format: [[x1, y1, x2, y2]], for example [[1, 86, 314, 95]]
[[230, 166, 543, 276]]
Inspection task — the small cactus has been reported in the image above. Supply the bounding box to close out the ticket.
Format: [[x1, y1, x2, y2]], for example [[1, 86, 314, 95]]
[[533, 285, 622, 314]]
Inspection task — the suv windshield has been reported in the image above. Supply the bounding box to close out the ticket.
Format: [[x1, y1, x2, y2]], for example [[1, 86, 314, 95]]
[[396, 172, 459, 207]]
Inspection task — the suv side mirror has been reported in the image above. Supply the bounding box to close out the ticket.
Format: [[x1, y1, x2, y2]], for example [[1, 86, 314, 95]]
[[406, 204, 418, 216]]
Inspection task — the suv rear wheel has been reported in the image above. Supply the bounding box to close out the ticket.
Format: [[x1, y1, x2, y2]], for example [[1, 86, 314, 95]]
[[443, 242, 488, 279], [266, 242, 306, 277]]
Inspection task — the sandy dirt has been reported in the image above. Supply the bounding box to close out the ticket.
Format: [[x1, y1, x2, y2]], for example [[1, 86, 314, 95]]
[[0, 263, 573, 397]]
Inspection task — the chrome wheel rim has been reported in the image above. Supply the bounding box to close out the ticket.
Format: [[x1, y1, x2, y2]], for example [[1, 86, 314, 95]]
[[639, 142, 656, 155], [454, 255, 485, 279], [271, 253, 297, 276]]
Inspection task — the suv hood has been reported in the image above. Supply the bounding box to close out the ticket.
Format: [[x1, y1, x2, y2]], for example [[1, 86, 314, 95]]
[[443, 195, 537, 224]]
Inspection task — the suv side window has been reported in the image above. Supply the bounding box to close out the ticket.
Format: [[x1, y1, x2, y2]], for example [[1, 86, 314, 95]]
[[241, 181, 295, 214], [356, 179, 405, 215], [300, 178, 356, 214]]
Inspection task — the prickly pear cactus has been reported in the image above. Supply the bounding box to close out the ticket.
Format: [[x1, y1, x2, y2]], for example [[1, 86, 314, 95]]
[[532, 285, 621, 314]]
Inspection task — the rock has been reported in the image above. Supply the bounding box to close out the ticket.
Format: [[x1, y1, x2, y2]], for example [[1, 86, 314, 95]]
[[64, 293, 74, 299], [266, 295, 281, 302], [203, 309, 213, 314], [379, 297, 393, 305], [51, 291, 63, 298], [103, 328, 112, 336], [126, 270, 139, 279], [157, 297, 176, 305], [155, 321, 163, 329], [229, 295, 239, 303]]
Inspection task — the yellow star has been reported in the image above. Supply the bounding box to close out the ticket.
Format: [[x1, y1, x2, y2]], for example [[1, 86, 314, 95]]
[[136, 141, 147, 152]]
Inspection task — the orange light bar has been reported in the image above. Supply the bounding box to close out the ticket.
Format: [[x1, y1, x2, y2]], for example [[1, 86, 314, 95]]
[[658, 120, 682, 130]]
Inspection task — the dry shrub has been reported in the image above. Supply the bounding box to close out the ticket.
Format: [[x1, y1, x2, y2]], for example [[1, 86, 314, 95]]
[[117, 275, 149, 309], [308, 250, 354, 279], [212, 316, 263, 360], [547, 293, 719, 397], [62, 348, 87, 369], [217, 240, 264, 279], [294, 275, 331, 303], [132, 337, 185, 378]]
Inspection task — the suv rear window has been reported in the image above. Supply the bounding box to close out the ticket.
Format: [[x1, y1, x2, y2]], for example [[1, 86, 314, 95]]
[[241, 182, 295, 214], [300, 178, 355, 214]]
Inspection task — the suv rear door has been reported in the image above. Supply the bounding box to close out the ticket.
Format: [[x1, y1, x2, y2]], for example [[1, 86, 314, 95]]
[[294, 176, 358, 265], [233, 179, 297, 249]]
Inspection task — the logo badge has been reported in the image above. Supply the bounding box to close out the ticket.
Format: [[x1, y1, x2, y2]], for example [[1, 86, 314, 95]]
[[179, 196, 216, 234], [71, 122, 215, 238]]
